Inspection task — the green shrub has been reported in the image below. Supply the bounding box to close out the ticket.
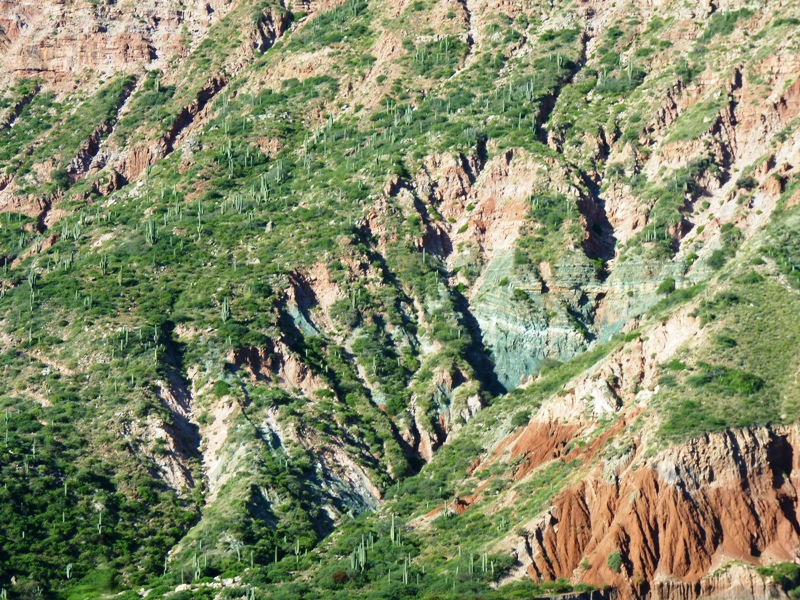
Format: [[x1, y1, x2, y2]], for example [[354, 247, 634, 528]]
[[707, 249, 727, 270], [607, 551, 623, 573], [659, 374, 678, 388], [699, 9, 754, 43], [540, 28, 580, 43], [511, 410, 530, 427], [51, 168, 70, 190], [736, 175, 758, 190], [715, 332, 738, 348], [649, 284, 704, 316], [513, 248, 530, 266], [687, 363, 764, 396], [512, 289, 529, 302], [758, 562, 800, 592], [657, 277, 676, 295], [529, 193, 576, 230], [735, 271, 764, 285], [666, 359, 686, 371], [675, 58, 703, 83], [213, 380, 231, 397]]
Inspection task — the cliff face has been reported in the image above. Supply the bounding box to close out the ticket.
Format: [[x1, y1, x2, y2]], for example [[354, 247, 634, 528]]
[[408, 287, 800, 599], [0, 0, 232, 91], [519, 426, 800, 599]]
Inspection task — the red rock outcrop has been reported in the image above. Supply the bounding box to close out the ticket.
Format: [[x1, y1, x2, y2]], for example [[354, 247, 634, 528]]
[[228, 341, 328, 395], [0, 0, 238, 92], [516, 426, 800, 599]]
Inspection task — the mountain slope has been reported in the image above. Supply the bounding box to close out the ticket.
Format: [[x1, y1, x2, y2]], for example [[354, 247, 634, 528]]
[[2, 0, 800, 598]]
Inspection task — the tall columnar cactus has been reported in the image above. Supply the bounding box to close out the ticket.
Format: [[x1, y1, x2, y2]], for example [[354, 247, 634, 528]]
[[145, 218, 157, 246], [221, 297, 231, 322]]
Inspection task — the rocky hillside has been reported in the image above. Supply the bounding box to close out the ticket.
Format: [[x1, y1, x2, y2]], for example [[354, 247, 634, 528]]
[[2, 0, 800, 598]]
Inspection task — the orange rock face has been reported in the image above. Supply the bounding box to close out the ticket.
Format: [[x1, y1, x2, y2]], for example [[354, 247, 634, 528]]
[[515, 426, 800, 599], [0, 0, 235, 92]]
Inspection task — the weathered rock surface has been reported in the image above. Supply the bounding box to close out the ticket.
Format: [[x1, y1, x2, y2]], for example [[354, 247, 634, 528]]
[[511, 426, 800, 600], [0, 0, 231, 92]]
